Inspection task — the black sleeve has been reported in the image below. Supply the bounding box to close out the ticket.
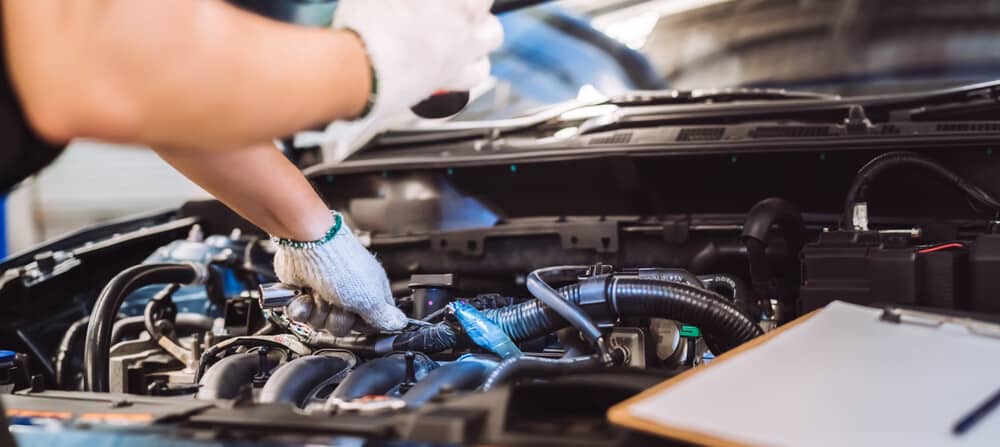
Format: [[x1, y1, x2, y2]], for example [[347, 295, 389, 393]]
[[0, 7, 64, 194]]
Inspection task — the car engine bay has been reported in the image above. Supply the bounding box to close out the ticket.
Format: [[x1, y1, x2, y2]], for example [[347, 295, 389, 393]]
[[3, 135, 1000, 445]]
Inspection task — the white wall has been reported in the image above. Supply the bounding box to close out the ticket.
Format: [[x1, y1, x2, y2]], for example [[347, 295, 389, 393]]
[[7, 141, 208, 252]]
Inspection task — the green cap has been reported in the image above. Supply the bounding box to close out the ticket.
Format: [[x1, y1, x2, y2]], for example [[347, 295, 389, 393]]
[[679, 325, 701, 338]]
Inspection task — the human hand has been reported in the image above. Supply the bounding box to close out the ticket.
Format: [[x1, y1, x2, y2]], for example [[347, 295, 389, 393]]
[[334, 0, 504, 119], [273, 213, 406, 335]]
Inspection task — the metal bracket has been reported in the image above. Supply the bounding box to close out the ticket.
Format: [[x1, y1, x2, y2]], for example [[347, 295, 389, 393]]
[[430, 220, 620, 256], [609, 327, 646, 368], [661, 218, 691, 244]]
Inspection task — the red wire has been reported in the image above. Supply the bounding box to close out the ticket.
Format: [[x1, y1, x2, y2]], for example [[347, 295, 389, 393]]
[[917, 243, 965, 254]]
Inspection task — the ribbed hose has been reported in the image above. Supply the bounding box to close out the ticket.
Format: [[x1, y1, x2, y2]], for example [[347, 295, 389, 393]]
[[481, 300, 562, 342], [698, 274, 750, 304], [843, 151, 1000, 229], [699, 273, 758, 317], [609, 278, 762, 353], [83, 263, 204, 392], [307, 278, 761, 355], [486, 278, 761, 354]]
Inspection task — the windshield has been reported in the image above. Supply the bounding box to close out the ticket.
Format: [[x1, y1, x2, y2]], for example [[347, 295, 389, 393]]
[[458, 0, 1000, 120]]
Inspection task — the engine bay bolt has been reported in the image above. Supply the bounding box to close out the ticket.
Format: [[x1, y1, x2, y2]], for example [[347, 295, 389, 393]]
[[109, 399, 133, 409], [29, 374, 44, 393], [399, 351, 418, 393], [191, 333, 204, 361], [252, 348, 270, 387]]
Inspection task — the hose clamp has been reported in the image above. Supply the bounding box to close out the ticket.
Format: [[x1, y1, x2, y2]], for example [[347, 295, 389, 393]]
[[577, 275, 617, 323], [609, 276, 620, 316]]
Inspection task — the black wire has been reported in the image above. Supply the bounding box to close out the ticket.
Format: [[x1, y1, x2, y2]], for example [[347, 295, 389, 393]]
[[525, 266, 609, 361], [420, 307, 448, 323], [843, 151, 1000, 229]]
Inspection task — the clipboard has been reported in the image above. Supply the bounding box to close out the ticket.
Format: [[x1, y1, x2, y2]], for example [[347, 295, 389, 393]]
[[607, 301, 1000, 447], [608, 308, 820, 447]]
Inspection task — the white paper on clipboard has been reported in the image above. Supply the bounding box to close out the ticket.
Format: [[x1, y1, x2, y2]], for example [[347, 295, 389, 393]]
[[625, 301, 1000, 447]]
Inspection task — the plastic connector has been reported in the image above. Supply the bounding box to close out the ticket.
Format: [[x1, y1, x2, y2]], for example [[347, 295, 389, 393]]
[[852, 202, 870, 231], [449, 302, 522, 359], [574, 275, 616, 325]]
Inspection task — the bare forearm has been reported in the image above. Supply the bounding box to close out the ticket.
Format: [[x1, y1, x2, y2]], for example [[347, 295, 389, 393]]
[[155, 143, 333, 240], [4, 0, 370, 150]]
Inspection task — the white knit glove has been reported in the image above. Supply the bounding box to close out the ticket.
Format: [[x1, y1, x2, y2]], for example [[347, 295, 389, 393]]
[[273, 214, 406, 336], [336, 0, 502, 117], [306, 0, 503, 159]]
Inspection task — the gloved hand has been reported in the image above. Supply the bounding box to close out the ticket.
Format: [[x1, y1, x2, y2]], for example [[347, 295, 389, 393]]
[[273, 213, 407, 336], [303, 0, 504, 160], [335, 0, 503, 119]]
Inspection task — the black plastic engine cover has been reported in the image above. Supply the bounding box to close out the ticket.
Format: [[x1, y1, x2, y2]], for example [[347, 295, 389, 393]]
[[800, 230, 973, 313]]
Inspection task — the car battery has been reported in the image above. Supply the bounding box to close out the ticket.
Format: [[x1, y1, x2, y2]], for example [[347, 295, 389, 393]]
[[799, 231, 969, 313], [971, 233, 1000, 314]]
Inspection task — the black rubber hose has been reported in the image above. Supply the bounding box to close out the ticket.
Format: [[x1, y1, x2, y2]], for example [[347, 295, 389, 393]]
[[313, 279, 760, 355], [638, 269, 704, 288], [195, 351, 280, 400], [328, 355, 408, 401], [526, 266, 609, 360], [84, 263, 204, 392], [742, 198, 806, 253], [58, 313, 213, 390], [612, 278, 762, 353], [699, 274, 749, 302], [741, 198, 805, 303], [480, 355, 602, 391], [402, 361, 491, 407], [842, 151, 1000, 229], [55, 316, 91, 389], [481, 299, 561, 342], [487, 278, 761, 354], [259, 355, 353, 407], [699, 274, 758, 317], [110, 314, 214, 345]]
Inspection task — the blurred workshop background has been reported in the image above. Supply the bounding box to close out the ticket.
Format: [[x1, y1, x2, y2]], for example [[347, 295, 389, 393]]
[[4, 0, 997, 258]]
